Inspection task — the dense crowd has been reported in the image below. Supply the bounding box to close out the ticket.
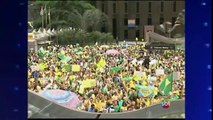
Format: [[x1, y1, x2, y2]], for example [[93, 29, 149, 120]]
[[28, 43, 185, 113]]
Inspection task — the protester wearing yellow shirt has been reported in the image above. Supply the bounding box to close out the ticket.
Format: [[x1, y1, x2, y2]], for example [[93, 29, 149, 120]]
[[153, 86, 159, 96], [94, 98, 102, 112], [145, 99, 151, 107]]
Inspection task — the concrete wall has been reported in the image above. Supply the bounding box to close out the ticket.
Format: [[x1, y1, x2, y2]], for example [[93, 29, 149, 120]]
[[28, 90, 185, 119]]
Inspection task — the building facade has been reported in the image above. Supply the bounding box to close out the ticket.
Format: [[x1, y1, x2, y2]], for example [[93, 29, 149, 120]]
[[96, 0, 185, 41]]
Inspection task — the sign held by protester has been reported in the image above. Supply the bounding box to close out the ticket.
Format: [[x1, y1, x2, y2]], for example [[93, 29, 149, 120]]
[[173, 72, 180, 80], [82, 79, 96, 88], [138, 86, 154, 97], [30, 66, 39, 72], [134, 71, 143, 77], [156, 69, 165, 75], [133, 71, 143, 81], [72, 65, 80, 72], [148, 75, 157, 81]]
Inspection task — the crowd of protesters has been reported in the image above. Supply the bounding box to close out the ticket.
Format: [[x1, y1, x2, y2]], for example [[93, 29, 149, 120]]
[[28, 43, 185, 113]]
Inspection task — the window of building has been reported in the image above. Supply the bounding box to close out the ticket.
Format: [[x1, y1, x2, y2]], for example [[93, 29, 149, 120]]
[[161, 2, 164, 12], [124, 30, 128, 39], [124, 3, 128, 13], [160, 14, 164, 24], [148, 2, 152, 12], [113, 18, 117, 38], [102, 3, 104, 12], [136, 30, 140, 38], [173, 1, 176, 12], [148, 14, 152, 25], [148, 18, 152, 25], [136, 18, 140, 26], [136, 2, 139, 13], [113, 3, 116, 13], [172, 17, 176, 25], [124, 18, 128, 26], [101, 26, 106, 33]]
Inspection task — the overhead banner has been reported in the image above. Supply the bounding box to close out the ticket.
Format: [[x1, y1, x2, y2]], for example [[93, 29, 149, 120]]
[[128, 19, 135, 28]]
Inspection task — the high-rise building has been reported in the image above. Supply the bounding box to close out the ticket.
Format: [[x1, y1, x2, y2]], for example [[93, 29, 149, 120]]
[[95, 0, 185, 41]]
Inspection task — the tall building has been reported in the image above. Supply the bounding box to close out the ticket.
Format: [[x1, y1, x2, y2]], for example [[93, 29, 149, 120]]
[[96, 0, 185, 41]]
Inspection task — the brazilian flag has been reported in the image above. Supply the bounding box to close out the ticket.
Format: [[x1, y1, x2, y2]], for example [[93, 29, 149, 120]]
[[62, 64, 72, 72], [58, 50, 66, 60], [122, 77, 133, 81], [110, 66, 124, 73], [159, 73, 173, 96], [61, 56, 71, 63], [38, 47, 46, 58]]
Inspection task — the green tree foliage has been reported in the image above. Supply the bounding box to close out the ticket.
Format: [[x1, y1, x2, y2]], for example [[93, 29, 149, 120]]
[[29, 1, 94, 28], [29, 1, 111, 45], [28, 1, 108, 31], [56, 30, 114, 46]]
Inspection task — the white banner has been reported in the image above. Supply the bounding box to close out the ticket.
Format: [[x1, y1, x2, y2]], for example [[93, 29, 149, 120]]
[[155, 69, 165, 75], [149, 59, 158, 65], [134, 71, 143, 77], [30, 66, 39, 72], [148, 75, 157, 81], [173, 72, 180, 80]]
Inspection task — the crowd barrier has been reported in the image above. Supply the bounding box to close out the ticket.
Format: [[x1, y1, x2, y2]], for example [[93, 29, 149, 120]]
[[28, 90, 185, 118]]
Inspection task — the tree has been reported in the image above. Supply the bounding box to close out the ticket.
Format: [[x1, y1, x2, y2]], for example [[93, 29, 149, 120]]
[[28, 1, 96, 29], [56, 29, 114, 46]]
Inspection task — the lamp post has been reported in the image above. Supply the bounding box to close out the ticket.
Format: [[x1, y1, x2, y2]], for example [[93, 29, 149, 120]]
[[48, 7, 51, 41], [44, 5, 48, 29], [40, 6, 44, 30]]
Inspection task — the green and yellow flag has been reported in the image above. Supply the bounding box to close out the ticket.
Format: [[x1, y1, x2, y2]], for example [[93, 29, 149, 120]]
[[58, 50, 65, 60], [38, 47, 47, 58], [39, 63, 47, 71], [138, 86, 154, 97], [82, 79, 96, 88], [62, 64, 72, 72], [110, 66, 124, 73], [61, 56, 71, 63], [159, 73, 173, 96], [122, 77, 133, 81]]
